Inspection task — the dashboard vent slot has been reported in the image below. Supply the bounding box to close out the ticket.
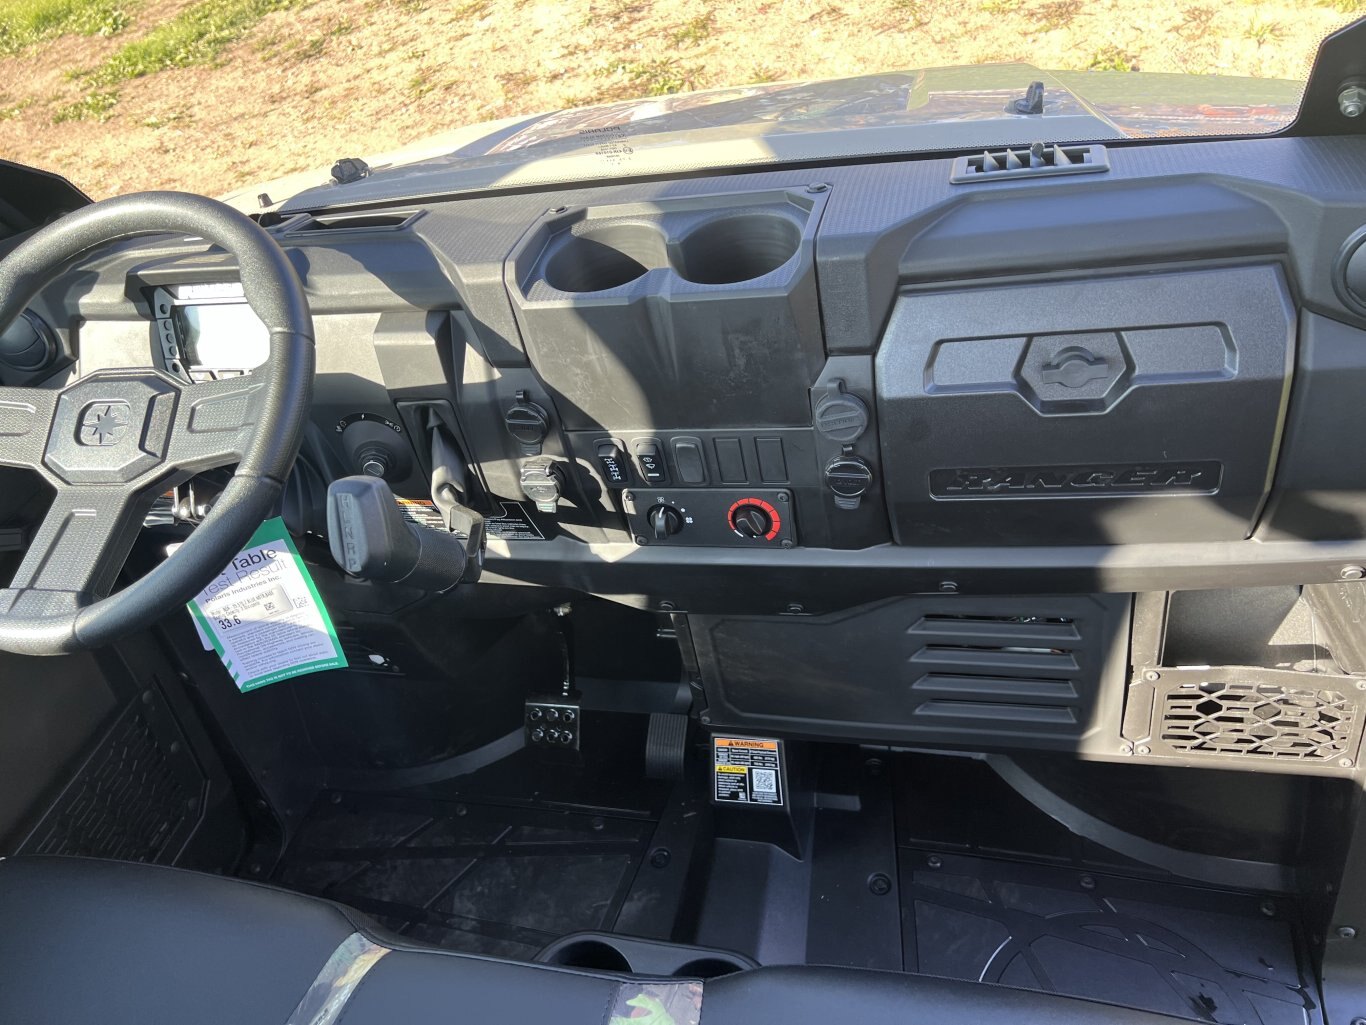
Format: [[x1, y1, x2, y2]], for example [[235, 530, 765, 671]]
[[950, 143, 1109, 183], [281, 211, 417, 235], [905, 612, 1089, 732], [1158, 680, 1356, 761]]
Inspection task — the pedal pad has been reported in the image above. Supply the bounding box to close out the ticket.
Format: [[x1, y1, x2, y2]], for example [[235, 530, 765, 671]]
[[525, 697, 581, 751], [645, 712, 688, 779]]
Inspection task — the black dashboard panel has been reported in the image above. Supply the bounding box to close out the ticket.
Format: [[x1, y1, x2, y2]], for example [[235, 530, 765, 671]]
[[42, 134, 1366, 614]]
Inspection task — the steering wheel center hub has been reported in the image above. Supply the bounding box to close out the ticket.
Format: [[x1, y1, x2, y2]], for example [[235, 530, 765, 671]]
[[43, 370, 179, 485]]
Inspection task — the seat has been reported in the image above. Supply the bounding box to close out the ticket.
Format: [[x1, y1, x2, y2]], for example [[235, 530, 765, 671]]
[[0, 856, 1190, 1025]]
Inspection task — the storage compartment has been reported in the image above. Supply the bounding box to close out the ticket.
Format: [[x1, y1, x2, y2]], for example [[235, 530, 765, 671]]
[[506, 188, 827, 431], [875, 265, 1294, 545], [537, 932, 756, 977], [689, 594, 1131, 749]]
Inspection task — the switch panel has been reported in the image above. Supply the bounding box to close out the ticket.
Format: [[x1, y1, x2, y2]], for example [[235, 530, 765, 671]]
[[624, 488, 795, 548], [633, 438, 669, 483]]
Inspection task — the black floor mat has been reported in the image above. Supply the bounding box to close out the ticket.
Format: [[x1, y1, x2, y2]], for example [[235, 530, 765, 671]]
[[900, 849, 1315, 1025], [273, 791, 656, 960]]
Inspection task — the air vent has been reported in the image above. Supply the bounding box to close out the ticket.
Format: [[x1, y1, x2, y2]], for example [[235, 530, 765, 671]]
[[950, 143, 1109, 183], [1159, 680, 1356, 760], [907, 613, 1088, 728], [280, 211, 417, 235]]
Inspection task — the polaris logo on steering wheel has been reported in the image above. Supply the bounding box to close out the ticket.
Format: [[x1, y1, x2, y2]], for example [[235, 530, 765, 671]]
[[78, 401, 131, 447]]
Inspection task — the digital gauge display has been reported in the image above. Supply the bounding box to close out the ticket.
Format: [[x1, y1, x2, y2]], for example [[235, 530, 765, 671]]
[[174, 302, 270, 370]]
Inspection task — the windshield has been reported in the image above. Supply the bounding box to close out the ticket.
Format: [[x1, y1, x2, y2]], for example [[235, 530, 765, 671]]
[[0, 0, 1358, 202]]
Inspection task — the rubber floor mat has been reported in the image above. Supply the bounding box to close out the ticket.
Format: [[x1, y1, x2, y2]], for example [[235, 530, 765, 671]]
[[274, 791, 655, 960], [900, 849, 1317, 1025]]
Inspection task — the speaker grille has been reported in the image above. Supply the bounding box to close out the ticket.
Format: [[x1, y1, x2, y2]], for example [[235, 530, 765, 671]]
[[1160, 681, 1356, 760]]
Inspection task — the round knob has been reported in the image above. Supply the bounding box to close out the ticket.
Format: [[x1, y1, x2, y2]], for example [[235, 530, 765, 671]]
[[0, 311, 57, 373], [357, 446, 390, 478], [825, 456, 873, 499], [647, 504, 684, 540], [728, 499, 780, 540]]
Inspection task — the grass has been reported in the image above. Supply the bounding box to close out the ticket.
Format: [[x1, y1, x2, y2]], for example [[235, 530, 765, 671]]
[[1086, 44, 1139, 71], [1034, 0, 1083, 30], [600, 56, 701, 96], [0, 0, 131, 54], [1244, 15, 1284, 44], [670, 11, 711, 44], [83, 0, 305, 87], [52, 87, 117, 120]]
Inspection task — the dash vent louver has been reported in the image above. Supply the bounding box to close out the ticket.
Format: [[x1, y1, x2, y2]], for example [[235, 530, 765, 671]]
[[950, 143, 1109, 183]]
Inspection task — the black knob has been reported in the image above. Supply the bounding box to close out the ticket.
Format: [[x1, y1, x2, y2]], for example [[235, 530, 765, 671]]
[[647, 504, 684, 540], [505, 395, 550, 453], [0, 311, 57, 373], [729, 502, 773, 538]]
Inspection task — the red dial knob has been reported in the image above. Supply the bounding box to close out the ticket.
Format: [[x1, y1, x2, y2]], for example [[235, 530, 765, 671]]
[[727, 498, 781, 540]]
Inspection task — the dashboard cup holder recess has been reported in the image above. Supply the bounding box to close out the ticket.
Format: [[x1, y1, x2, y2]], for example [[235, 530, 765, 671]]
[[536, 932, 758, 978], [542, 222, 670, 293], [673, 212, 804, 285]]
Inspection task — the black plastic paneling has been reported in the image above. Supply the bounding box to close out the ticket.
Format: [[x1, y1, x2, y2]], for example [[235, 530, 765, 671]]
[[505, 188, 826, 431], [690, 594, 1130, 748], [875, 265, 1294, 545]]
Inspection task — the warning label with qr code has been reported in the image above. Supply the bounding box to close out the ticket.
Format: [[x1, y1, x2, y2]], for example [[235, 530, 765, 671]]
[[713, 737, 784, 807]]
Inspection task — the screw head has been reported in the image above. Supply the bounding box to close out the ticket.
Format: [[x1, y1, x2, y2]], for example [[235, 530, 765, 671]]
[[1339, 86, 1366, 119], [926, 854, 943, 869], [939, 581, 958, 594], [1339, 926, 1357, 940], [1342, 758, 1356, 769], [868, 872, 892, 896], [1143, 670, 1161, 682], [785, 603, 805, 615], [807, 182, 830, 193], [1080, 874, 1096, 890], [650, 847, 672, 869], [1260, 899, 1277, 917], [659, 601, 676, 612], [1343, 565, 1366, 581], [1137, 745, 1152, 756]]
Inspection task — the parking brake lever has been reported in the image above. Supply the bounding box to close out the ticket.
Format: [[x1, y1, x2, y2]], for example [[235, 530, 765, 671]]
[[326, 476, 483, 591]]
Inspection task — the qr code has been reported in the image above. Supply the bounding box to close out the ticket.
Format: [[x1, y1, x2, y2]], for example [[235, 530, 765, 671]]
[[751, 769, 777, 795]]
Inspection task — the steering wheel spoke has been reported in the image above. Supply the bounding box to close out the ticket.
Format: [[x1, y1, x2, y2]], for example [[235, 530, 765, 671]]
[[167, 373, 269, 473], [3, 484, 155, 606], [0, 384, 57, 471]]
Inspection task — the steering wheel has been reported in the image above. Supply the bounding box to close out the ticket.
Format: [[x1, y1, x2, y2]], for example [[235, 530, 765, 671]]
[[0, 192, 314, 656]]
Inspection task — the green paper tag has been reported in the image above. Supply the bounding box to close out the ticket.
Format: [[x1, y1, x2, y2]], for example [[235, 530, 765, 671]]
[[187, 518, 347, 692]]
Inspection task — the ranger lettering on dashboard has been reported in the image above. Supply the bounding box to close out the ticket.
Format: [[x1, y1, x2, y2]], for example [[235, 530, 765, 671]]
[[929, 462, 1223, 498]]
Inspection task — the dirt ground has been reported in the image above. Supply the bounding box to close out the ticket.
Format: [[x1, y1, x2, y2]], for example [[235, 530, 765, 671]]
[[0, 0, 1359, 200]]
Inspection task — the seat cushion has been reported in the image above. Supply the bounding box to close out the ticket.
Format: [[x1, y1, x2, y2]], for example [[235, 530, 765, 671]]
[[0, 855, 364, 1025], [0, 856, 1192, 1025]]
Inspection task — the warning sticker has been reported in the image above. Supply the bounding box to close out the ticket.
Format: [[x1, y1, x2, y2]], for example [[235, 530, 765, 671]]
[[713, 736, 784, 806], [485, 500, 546, 541], [396, 497, 446, 532]]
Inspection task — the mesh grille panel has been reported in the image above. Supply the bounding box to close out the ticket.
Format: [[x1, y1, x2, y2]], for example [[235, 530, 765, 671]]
[[1160, 681, 1355, 760]]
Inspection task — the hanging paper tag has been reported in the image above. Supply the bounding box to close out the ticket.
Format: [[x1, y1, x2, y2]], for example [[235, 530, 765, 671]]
[[187, 518, 347, 692]]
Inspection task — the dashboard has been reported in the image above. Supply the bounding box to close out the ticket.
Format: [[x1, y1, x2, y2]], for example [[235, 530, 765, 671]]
[[10, 132, 1366, 761]]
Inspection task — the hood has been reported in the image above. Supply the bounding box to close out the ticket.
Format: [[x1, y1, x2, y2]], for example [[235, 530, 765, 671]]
[[222, 63, 1304, 215]]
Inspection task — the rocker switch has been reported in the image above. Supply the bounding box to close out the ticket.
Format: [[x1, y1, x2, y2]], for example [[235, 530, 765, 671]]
[[633, 439, 668, 483], [595, 440, 630, 487]]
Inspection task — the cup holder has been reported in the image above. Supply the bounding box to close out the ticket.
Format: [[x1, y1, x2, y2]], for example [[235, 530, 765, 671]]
[[543, 223, 669, 293], [673, 957, 748, 979], [674, 213, 803, 285], [540, 938, 633, 973]]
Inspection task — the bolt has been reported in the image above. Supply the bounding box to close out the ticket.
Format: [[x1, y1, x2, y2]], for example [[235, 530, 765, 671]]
[[780, 539, 795, 549], [591, 816, 605, 832], [807, 182, 830, 193], [1120, 743, 1134, 755], [1342, 758, 1356, 769], [926, 854, 943, 869], [1357, 680, 1366, 690], [1339, 86, 1366, 119], [939, 581, 958, 594], [650, 847, 672, 869], [659, 601, 676, 612], [1137, 745, 1152, 756], [624, 492, 635, 502], [634, 535, 648, 546], [454, 804, 468, 817], [868, 872, 892, 896], [548, 205, 569, 214], [1143, 670, 1161, 682], [778, 492, 789, 502], [699, 714, 712, 725], [1343, 566, 1366, 581], [1339, 926, 1358, 940], [1260, 899, 1277, 918], [1079, 874, 1096, 890], [785, 603, 805, 615]]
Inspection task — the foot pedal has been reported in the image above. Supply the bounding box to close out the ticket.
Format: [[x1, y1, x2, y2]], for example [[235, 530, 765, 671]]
[[526, 696, 581, 751], [646, 712, 688, 779]]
